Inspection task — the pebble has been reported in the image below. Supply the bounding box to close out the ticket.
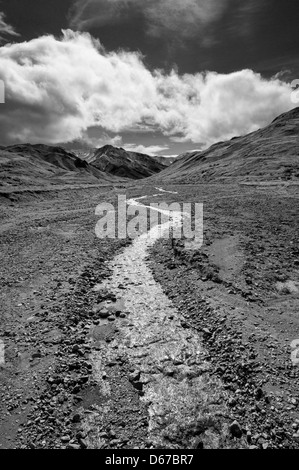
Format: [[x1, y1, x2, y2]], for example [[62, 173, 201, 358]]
[[229, 420, 243, 438], [99, 309, 110, 318]]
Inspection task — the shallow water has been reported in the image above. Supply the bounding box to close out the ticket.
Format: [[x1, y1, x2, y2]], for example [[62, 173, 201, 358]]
[[90, 196, 225, 447]]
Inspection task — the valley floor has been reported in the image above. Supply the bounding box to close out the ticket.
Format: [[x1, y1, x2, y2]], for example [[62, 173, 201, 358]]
[[0, 182, 299, 449]]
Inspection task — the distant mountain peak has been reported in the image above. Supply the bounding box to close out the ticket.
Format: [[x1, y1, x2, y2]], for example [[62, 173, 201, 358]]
[[90, 144, 165, 179]]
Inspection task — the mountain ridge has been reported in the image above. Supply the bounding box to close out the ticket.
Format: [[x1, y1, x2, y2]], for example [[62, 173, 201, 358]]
[[153, 107, 299, 183], [0, 142, 166, 192], [0, 143, 122, 190]]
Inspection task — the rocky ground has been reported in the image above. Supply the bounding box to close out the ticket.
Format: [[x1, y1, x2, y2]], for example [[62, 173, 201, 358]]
[[148, 183, 299, 449], [0, 182, 298, 449], [0, 186, 137, 449]]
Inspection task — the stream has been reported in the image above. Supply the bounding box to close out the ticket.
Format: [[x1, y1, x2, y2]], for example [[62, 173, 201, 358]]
[[87, 189, 225, 448]]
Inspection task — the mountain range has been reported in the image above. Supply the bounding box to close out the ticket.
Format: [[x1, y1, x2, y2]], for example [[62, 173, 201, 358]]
[[0, 143, 165, 192], [1, 107, 299, 194]]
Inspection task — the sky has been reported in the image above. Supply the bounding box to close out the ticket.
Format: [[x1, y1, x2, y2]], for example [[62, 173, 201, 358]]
[[0, 0, 298, 156]]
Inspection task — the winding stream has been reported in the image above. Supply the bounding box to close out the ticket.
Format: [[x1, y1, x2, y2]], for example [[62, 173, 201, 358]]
[[88, 189, 226, 448]]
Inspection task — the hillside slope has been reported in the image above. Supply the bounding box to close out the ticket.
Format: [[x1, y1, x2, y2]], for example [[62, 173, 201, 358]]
[[154, 107, 299, 183], [0, 144, 120, 191]]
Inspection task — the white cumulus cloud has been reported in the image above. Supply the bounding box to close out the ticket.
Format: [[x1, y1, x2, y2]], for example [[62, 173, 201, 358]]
[[0, 30, 295, 147], [124, 144, 170, 156]]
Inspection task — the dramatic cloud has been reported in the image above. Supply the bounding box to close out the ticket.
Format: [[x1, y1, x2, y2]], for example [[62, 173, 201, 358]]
[[0, 30, 295, 147], [69, 0, 229, 39], [124, 144, 170, 156], [80, 132, 123, 148], [0, 11, 19, 42]]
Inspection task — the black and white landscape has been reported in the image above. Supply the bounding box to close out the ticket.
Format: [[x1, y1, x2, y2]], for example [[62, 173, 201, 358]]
[[0, 0, 299, 451]]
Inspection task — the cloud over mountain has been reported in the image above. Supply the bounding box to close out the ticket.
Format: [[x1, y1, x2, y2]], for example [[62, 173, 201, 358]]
[[123, 144, 170, 156], [0, 30, 295, 146]]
